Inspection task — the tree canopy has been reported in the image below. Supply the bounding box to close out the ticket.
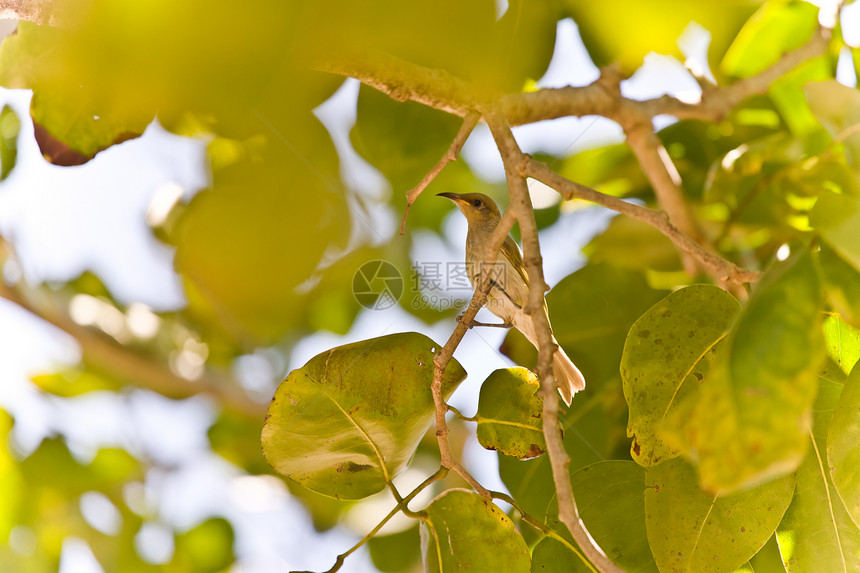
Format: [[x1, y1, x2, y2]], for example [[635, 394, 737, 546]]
[[0, 1, 859, 572]]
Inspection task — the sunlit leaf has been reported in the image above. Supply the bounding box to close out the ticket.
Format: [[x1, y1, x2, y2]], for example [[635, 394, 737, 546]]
[[261, 333, 465, 499], [622, 285, 740, 467], [823, 315, 860, 376], [777, 377, 860, 572], [721, 1, 819, 78], [811, 191, 860, 274], [420, 489, 530, 573], [828, 365, 860, 529], [805, 80, 860, 169], [820, 243, 860, 329], [475, 368, 545, 460], [0, 105, 20, 179], [645, 457, 795, 573], [664, 249, 824, 493]]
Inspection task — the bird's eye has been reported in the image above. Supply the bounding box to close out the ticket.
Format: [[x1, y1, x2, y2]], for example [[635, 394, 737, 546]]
[[472, 199, 482, 208]]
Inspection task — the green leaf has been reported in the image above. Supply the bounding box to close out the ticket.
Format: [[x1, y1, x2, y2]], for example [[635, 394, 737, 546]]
[[0, 105, 20, 179], [420, 489, 530, 573], [567, 0, 759, 75], [645, 457, 795, 573], [0, 22, 151, 164], [171, 518, 234, 573], [664, 249, 824, 493], [570, 461, 657, 573], [174, 133, 349, 343], [721, 1, 819, 78], [531, 536, 593, 572], [828, 365, 860, 529], [476, 368, 546, 460], [261, 333, 465, 500], [820, 243, 860, 329], [547, 263, 669, 384], [805, 80, 860, 169], [622, 285, 740, 467], [823, 315, 860, 376], [368, 525, 421, 573], [777, 377, 860, 572], [811, 191, 860, 274], [584, 216, 682, 273]]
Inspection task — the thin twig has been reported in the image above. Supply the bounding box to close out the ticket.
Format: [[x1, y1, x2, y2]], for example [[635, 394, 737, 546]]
[[301, 468, 447, 573], [399, 110, 481, 235], [492, 491, 596, 572], [522, 157, 760, 284], [484, 109, 625, 573], [431, 208, 518, 498], [0, 238, 264, 418]]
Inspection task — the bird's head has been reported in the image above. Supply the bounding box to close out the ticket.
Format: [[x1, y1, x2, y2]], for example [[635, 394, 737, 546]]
[[436, 192, 502, 227]]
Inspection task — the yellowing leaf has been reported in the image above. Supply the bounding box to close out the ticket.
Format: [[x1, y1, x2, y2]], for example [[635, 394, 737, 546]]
[[420, 489, 530, 573], [664, 249, 824, 493], [828, 366, 860, 530], [622, 285, 740, 467], [261, 333, 465, 500], [476, 368, 545, 460]]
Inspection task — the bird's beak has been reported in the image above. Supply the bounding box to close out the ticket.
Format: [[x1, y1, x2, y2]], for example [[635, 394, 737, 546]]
[[436, 192, 466, 204]]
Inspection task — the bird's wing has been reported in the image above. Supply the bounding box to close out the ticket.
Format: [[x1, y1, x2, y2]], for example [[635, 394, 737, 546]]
[[501, 235, 529, 287]]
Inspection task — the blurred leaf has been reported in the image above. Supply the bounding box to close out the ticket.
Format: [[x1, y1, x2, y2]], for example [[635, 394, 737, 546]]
[[0, 411, 22, 540], [367, 524, 421, 573], [175, 130, 349, 343], [570, 461, 657, 573], [584, 216, 681, 272], [819, 243, 860, 328], [743, 535, 788, 573], [769, 56, 832, 137], [0, 105, 20, 179], [823, 314, 860, 376], [352, 86, 462, 192], [557, 143, 647, 198], [261, 333, 465, 499], [777, 377, 860, 572], [567, 0, 759, 75], [0, 22, 151, 164], [31, 369, 120, 398], [171, 518, 234, 573], [828, 365, 860, 529], [476, 368, 546, 460], [721, 1, 818, 78], [420, 489, 530, 572], [645, 457, 795, 573], [805, 80, 860, 169], [811, 190, 860, 273], [622, 285, 740, 467], [664, 249, 824, 493]]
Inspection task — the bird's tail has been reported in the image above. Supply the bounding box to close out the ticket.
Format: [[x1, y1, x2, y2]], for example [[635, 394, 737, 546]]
[[552, 345, 585, 406]]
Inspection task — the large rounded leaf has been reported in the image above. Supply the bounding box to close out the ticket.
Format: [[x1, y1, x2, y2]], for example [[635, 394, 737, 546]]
[[645, 457, 795, 573], [622, 285, 740, 467], [664, 250, 824, 493], [828, 365, 860, 530], [420, 489, 530, 573], [261, 333, 465, 500], [476, 368, 545, 460]]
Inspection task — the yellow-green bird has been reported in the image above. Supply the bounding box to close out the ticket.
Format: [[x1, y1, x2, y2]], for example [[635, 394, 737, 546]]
[[438, 192, 585, 405]]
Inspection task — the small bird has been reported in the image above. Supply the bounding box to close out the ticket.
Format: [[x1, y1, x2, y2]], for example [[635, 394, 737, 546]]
[[438, 192, 585, 405]]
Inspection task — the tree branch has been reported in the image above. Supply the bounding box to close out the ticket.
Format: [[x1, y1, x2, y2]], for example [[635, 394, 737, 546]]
[[0, 266, 265, 419], [523, 157, 760, 284], [399, 110, 480, 235], [431, 207, 518, 499], [484, 109, 624, 573]]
